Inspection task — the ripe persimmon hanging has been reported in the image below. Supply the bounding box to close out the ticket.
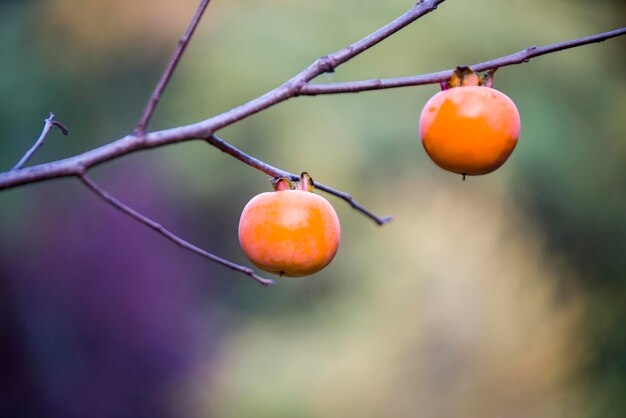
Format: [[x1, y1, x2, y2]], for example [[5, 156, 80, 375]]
[[419, 67, 521, 177], [238, 173, 341, 277]]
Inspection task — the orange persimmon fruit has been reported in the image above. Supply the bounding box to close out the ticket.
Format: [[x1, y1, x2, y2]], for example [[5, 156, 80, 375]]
[[238, 173, 341, 277], [419, 67, 521, 177]]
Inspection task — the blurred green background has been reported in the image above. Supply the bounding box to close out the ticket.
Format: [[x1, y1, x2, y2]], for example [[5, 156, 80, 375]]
[[1, 0, 625, 417]]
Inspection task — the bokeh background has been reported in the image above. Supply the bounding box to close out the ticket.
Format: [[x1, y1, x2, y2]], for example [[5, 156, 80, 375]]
[[1, 0, 625, 417]]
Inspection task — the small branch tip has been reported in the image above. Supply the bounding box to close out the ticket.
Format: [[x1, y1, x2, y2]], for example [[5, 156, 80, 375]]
[[12, 113, 69, 170], [258, 277, 276, 286], [51, 121, 70, 135]]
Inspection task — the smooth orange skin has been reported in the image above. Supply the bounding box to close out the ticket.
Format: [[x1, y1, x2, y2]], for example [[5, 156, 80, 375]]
[[238, 190, 341, 277], [420, 86, 520, 175]]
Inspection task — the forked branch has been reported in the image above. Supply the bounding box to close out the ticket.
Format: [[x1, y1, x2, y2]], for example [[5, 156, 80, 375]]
[[1, 0, 447, 224], [298, 27, 626, 95], [13, 112, 68, 170], [0, 0, 446, 187]]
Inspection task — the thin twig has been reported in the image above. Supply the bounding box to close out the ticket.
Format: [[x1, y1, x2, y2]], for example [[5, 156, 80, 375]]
[[78, 172, 275, 286], [206, 135, 392, 225], [314, 183, 392, 225], [135, 0, 212, 134], [299, 27, 626, 95], [12, 112, 69, 170]]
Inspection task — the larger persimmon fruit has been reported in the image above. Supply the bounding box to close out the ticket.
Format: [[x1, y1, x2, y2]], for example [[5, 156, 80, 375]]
[[238, 173, 341, 277], [420, 67, 521, 177]]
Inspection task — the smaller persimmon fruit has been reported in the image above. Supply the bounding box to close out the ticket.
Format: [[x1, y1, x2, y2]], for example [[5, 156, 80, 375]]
[[238, 173, 341, 277], [419, 67, 521, 177]]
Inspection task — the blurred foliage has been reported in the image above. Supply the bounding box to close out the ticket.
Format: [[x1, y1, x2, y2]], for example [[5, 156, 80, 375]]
[[0, 0, 624, 417]]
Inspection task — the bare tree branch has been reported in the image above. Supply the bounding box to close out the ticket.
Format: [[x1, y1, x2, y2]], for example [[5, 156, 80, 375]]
[[0, 4, 623, 220], [1, 1, 623, 285], [12, 112, 68, 170], [206, 135, 392, 225], [0, 0, 445, 191], [78, 172, 275, 286], [299, 27, 626, 95], [135, 0, 213, 134]]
